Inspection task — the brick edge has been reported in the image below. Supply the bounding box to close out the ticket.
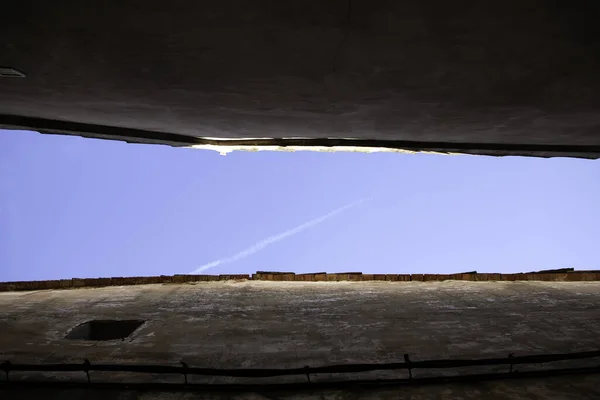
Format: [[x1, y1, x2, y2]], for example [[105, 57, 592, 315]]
[[1, 272, 599, 292]]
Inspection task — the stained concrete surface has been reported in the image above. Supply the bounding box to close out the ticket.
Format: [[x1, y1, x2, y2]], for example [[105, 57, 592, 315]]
[[2, 1, 600, 157], [1, 281, 600, 398]]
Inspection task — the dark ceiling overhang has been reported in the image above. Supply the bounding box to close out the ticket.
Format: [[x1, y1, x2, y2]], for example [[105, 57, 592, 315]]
[[2, 0, 600, 158]]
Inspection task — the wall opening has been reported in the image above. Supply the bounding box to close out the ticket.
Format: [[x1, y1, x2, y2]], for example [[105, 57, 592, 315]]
[[65, 320, 145, 341]]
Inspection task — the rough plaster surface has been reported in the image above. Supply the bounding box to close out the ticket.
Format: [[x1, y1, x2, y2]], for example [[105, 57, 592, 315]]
[[1, 281, 600, 398], [2, 1, 600, 157]]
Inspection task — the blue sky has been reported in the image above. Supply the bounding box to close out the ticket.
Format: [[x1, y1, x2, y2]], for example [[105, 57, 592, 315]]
[[1, 129, 599, 281]]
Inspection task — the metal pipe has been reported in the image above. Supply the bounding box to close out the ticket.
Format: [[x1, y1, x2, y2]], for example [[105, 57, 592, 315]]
[[2, 365, 600, 393], [2, 349, 599, 378]]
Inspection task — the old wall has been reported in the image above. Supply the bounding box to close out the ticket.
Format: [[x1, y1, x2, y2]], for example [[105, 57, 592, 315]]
[[2, 1, 600, 157], [1, 280, 600, 398]]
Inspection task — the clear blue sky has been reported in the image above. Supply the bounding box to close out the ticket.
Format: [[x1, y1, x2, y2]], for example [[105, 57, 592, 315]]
[[1, 129, 599, 281]]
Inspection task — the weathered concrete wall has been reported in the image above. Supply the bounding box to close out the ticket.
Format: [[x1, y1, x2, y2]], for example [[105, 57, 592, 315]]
[[1, 281, 600, 398], [2, 1, 600, 157]]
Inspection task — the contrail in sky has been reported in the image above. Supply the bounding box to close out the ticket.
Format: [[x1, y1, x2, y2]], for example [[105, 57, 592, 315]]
[[190, 198, 369, 274]]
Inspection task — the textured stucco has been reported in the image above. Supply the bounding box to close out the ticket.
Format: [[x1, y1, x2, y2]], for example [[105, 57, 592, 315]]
[[2, 1, 600, 157], [1, 281, 600, 398]]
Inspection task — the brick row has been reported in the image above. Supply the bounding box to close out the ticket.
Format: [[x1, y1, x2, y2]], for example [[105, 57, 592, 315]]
[[1, 272, 599, 292]]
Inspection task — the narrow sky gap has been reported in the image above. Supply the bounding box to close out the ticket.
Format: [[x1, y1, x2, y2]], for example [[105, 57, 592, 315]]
[[2, 129, 599, 281], [190, 198, 370, 274]]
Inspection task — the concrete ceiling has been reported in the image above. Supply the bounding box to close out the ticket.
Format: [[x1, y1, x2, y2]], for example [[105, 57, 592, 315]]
[[2, 0, 600, 158]]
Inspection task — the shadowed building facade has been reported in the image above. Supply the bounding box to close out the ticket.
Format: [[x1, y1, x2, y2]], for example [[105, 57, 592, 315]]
[[2, 1, 600, 158], [1, 279, 600, 399]]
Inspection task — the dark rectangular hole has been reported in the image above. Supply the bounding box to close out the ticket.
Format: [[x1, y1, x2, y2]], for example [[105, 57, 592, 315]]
[[65, 320, 145, 341]]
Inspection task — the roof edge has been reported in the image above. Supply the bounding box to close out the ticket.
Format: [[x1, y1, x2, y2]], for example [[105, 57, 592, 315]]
[[2, 114, 600, 158], [2, 271, 600, 292]]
